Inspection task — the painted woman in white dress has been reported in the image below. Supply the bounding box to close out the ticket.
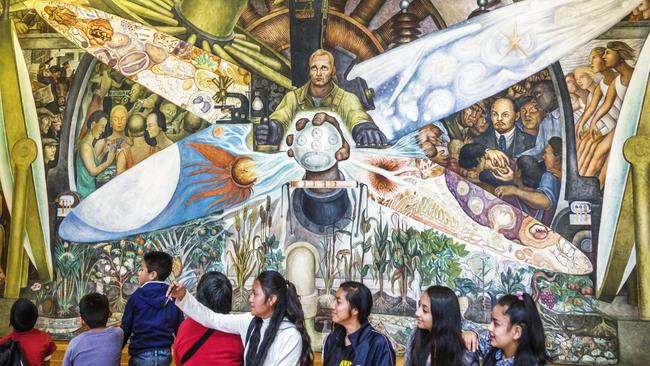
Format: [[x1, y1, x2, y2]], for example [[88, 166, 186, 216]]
[[575, 48, 618, 168], [582, 41, 636, 182]]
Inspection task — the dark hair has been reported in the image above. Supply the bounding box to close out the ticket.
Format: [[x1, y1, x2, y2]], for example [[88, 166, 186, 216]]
[[516, 155, 544, 189], [196, 271, 232, 314], [338, 281, 373, 324], [79, 293, 110, 328], [143, 251, 173, 281], [409, 286, 465, 366], [547, 137, 562, 160], [10, 299, 38, 332], [497, 293, 551, 366], [79, 111, 109, 143], [458, 143, 486, 170], [245, 271, 313, 366], [324, 282, 375, 366], [144, 110, 167, 147], [518, 96, 534, 110]]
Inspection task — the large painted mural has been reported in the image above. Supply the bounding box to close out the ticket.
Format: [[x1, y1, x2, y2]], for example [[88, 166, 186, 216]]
[[2, 0, 650, 364]]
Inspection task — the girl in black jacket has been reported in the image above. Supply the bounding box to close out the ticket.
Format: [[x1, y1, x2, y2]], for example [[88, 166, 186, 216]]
[[322, 281, 396, 366]]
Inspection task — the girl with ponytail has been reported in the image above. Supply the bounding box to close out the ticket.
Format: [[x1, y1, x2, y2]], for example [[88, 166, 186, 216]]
[[322, 281, 396, 366], [477, 292, 551, 366], [169, 270, 313, 366]]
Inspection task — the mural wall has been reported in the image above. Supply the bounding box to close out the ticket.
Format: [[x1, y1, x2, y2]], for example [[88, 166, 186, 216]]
[[4, 0, 650, 365]]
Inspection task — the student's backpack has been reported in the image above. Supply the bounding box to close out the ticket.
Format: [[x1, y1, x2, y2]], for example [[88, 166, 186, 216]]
[[0, 340, 25, 366]]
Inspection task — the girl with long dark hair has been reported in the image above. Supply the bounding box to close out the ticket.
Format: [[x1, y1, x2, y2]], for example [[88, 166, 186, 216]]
[[405, 286, 478, 366], [323, 281, 396, 366], [477, 292, 551, 366], [170, 270, 312, 366]]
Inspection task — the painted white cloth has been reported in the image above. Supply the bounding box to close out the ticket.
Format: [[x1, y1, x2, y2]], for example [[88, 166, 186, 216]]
[[594, 79, 620, 135], [176, 292, 303, 366]]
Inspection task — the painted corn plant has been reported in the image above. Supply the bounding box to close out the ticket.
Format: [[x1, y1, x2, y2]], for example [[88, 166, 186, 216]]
[[227, 205, 258, 305]]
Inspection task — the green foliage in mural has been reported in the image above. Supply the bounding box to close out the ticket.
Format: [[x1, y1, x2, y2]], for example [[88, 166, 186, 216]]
[[255, 196, 284, 272], [228, 205, 258, 301], [354, 209, 374, 284], [492, 267, 527, 298], [92, 239, 147, 313], [371, 210, 392, 298], [390, 220, 421, 307], [418, 229, 468, 288]]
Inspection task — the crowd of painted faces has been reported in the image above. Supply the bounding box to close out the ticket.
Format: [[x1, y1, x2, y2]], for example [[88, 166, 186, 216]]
[[33, 61, 71, 175], [3, 251, 550, 366], [425, 41, 637, 227]]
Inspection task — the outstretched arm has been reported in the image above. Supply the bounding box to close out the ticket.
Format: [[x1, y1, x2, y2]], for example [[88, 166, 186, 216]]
[[173, 287, 253, 337]]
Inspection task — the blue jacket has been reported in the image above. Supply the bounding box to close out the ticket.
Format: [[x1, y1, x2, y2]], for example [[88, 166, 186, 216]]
[[323, 322, 396, 366], [121, 281, 184, 355]]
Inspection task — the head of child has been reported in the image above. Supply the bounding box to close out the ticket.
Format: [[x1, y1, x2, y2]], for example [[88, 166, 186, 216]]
[[10, 299, 38, 332], [489, 292, 550, 365], [331, 281, 372, 331], [410, 286, 465, 366], [246, 271, 312, 366], [196, 271, 232, 314], [79, 293, 110, 329], [138, 251, 172, 285]]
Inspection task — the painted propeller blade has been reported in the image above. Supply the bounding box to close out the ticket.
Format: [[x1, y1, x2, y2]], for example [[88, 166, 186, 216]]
[[58, 124, 302, 242], [345, 153, 592, 275], [348, 0, 641, 141], [34, 1, 250, 122], [0, 19, 53, 280], [597, 35, 650, 299]]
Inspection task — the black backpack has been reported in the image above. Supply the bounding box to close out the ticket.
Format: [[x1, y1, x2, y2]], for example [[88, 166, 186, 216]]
[[0, 340, 25, 366]]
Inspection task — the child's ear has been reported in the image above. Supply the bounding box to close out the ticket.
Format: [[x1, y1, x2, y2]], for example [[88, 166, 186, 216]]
[[149, 270, 158, 280], [512, 324, 523, 341], [268, 294, 278, 307]]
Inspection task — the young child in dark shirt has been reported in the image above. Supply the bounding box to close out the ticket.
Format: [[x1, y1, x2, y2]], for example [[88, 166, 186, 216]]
[[121, 251, 184, 366]]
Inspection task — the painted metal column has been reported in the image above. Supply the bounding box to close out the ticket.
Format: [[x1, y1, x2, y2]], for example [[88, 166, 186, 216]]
[[624, 136, 650, 319], [289, 0, 327, 87], [5, 138, 37, 298]]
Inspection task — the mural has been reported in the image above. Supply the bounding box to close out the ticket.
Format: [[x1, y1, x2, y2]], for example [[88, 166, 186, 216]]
[[2, 0, 650, 365]]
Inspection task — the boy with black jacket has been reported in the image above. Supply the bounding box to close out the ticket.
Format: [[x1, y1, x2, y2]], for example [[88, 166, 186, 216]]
[[122, 251, 184, 366]]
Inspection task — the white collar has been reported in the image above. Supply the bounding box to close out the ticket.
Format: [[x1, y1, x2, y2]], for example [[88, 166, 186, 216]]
[[140, 280, 168, 287], [495, 127, 516, 148]]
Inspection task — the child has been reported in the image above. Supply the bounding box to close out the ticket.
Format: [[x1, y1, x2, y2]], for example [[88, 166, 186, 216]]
[[323, 281, 396, 366], [173, 271, 243, 366], [477, 292, 551, 366], [405, 286, 478, 366], [121, 251, 184, 366], [0, 298, 56, 366], [63, 293, 123, 366]]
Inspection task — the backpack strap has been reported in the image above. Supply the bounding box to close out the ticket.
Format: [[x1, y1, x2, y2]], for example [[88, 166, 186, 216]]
[[180, 329, 215, 365]]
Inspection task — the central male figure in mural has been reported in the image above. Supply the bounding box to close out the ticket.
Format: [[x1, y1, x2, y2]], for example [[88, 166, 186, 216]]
[[254, 49, 388, 148]]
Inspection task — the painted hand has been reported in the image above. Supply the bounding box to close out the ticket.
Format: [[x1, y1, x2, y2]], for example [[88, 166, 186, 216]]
[[168, 282, 187, 301], [495, 185, 517, 198], [351, 122, 388, 148], [286, 112, 350, 163], [462, 331, 479, 352], [254, 118, 284, 146]]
